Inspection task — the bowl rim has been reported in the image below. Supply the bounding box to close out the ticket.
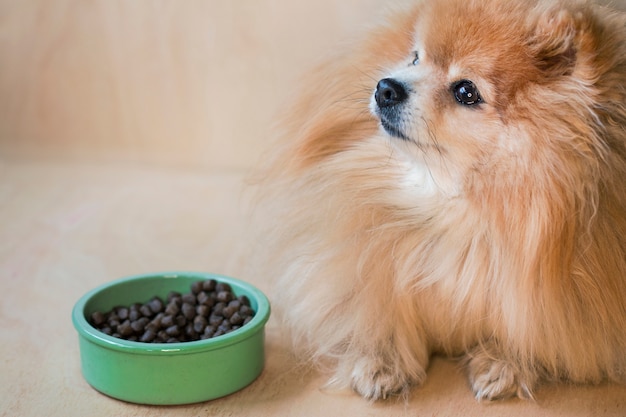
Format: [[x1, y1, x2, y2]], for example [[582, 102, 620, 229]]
[[72, 271, 271, 355]]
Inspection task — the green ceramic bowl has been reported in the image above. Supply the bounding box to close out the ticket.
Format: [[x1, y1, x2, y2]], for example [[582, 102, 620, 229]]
[[72, 271, 271, 405]]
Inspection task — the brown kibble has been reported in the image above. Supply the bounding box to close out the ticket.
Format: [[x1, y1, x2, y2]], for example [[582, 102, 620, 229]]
[[229, 312, 243, 326], [175, 314, 187, 327], [182, 303, 196, 320], [237, 295, 251, 306], [165, 301, 180, 316], [129, 309, 141, 321], [209, 314, 223, 327], [197, 291, 214, 307], [139, 304, 153, 317], [185, 323, 198, 339], [203, 326, 215, 338], [191, 281, 203, 294], [182, 293, 196, 305], [239, 305, 253, 317], [116, 307, 129, 320], [149, 297, 164, 314], [145, 321, 159, 333], [196, 304, 210, 317], [89, 279, 256, 343], [216, 291, 233, 303], [118, 320, 133, 337], [131, 317, 149, 333], [139, 329, 156, 343], [90, 311, 106, 326], [161, 314, 174, 328], [212, 302, 226, 316], [146, 313, 164, 332], [165, 325, 180, 337], [222, 305, 236, 319], [193, 316, 207, 333], [202, 279, 216, 292]]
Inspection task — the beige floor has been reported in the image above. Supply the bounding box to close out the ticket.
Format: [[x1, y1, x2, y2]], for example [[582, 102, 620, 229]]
[[1, 159, 626, 417], [2, 1, 626, 416]]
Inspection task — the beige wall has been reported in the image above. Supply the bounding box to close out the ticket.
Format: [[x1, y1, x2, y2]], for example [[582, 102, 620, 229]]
[[0, 0, 395, 170], [1, 0, 624, 171]]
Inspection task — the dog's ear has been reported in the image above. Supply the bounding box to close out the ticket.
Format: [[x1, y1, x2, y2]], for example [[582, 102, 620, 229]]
[[527, 7, 585, 78]]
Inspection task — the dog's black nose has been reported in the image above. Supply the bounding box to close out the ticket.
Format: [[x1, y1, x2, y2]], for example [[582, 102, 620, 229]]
[[375, 78, 408, 108]]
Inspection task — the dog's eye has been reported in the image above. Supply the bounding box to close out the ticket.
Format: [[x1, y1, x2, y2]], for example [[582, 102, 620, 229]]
[[452, 80, 482, 106], [411, 51, 419, 65]]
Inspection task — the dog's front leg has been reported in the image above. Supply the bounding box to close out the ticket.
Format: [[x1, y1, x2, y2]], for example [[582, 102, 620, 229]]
[[332, 291, 430, 401], [464, 341, 538, 401]]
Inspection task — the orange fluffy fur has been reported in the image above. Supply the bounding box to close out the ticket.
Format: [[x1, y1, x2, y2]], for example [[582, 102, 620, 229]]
[[251, 0, 626, 401]]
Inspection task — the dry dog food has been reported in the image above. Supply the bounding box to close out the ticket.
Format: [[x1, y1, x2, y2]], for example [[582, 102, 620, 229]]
[[89, 279, 255, 343]]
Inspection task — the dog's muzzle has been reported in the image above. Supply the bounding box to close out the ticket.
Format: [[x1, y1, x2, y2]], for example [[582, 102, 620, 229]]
[[374, 78, 411, 141]]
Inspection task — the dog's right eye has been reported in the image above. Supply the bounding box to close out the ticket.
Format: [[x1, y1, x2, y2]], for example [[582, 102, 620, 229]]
[[452, 80, 482, 106]]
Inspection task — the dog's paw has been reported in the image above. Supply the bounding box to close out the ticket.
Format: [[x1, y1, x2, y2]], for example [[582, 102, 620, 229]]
[[348, 356, 421, 401], [465, 350, 536, 401]]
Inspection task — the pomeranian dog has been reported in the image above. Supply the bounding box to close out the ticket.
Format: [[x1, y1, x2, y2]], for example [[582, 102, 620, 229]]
[[251, 0, 626, 402]]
